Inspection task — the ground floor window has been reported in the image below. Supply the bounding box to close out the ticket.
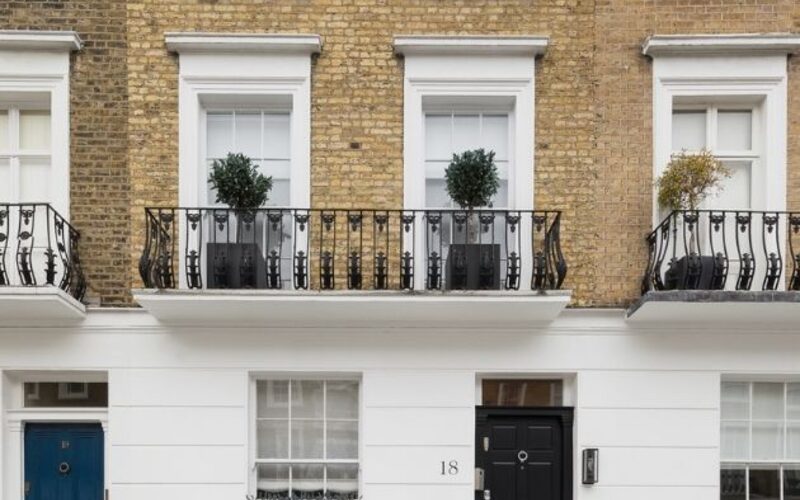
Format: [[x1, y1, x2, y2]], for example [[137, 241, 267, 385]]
[[255, 379, 359, 500], [721, 382, 800, 500]]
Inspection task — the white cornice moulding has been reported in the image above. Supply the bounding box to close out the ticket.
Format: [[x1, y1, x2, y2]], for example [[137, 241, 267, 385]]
[[643, 33, 800, 57], [393, 35, 549, 57], [165, 32, 322, 54], [0, 30, 82, 51]]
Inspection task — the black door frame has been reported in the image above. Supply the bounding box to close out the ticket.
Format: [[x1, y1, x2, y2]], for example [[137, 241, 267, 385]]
[[475, 406, 574, 500]]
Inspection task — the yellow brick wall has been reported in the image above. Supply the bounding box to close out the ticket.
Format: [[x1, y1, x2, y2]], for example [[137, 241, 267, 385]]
[[127, 0, 599, 304], [0, 0, 130, 306], [593, 0, 800, 305], [7, 0, 800, 307]]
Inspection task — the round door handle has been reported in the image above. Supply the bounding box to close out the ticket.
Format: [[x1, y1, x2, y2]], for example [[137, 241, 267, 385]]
[[58, 462, 70, 475], [517, 450, 528, 463]]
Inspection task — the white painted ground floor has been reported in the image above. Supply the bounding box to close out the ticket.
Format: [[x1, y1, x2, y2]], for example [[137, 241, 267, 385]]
[[1, 308, 799, 500]]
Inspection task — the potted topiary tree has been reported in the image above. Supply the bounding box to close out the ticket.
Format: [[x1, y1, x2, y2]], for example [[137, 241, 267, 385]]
[[206, 153, 273, 289], [656, 149, 730, 290], [443, 148, 501, 290]]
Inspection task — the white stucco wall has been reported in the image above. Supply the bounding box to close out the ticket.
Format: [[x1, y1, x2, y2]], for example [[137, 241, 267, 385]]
[[1, 308, 799, 500]]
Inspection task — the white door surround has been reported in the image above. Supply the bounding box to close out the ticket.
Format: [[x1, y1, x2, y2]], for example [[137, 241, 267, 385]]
[[167, 33, 321, 209]]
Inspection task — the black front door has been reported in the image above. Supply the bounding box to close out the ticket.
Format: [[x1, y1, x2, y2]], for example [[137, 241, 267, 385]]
[[475, 408, 573, 500]]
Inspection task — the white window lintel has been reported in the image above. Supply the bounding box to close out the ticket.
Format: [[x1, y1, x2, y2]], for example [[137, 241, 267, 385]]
[[165, 32, 321, 55], [643, 33, 800, 57], [394, 35, 548, 57], [0, 30, 82, 52]]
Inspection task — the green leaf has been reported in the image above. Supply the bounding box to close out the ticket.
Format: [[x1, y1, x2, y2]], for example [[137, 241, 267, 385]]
[[207, 152, 273, 210]]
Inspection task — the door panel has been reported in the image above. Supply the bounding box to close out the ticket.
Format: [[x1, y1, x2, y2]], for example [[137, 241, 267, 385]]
[[476, 409, 572, 500], [24, 423, 104, 500]]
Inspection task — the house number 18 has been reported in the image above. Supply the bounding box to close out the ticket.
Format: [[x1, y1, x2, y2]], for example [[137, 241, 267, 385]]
[[440, 460, 459, 475]]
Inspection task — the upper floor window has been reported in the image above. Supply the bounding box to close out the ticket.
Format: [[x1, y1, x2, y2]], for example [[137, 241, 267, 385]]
[[0, 104, 51, 203], [644, 34, 800, 218], [205, 110, 291, 207], [0, 31, 79, 212], [424, 111, 510, 209], [255, 379, 359, 500], [672, 104, 760, 210], [721, 381, 800, 500]]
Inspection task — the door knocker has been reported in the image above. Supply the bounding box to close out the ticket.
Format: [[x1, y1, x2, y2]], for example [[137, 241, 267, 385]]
[[58, 462, 71, 475], [517, 450, 528, 463]]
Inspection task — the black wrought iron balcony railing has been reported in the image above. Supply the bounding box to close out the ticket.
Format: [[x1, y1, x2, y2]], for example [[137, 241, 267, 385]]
[[139, 208, 566, 292], [643, 210, 800, 294], [0, 203, 86, 301]]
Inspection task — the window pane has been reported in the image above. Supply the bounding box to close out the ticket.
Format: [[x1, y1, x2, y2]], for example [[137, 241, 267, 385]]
[[721, 421, 749, 460], [327, 381, 358, 419], [788, 421, 800, 460], [263, 113, 290, 159], [292, 380, 324, 419], [291, 420, 323, 459], [425, 114, 452, 160], [481, 114, 509, 161], [482, 380, 563, 406], [206, 112, 233, 159], [23, 382, 108, 408], [327, 464, 358, 499], [788, 383, 800, 420], [672, 110, 706, 151], [721, 467, 746, 500], [425, 178, 450, 208], [19, 110, 50, 151], [327, 420, 358, 459], [257, 419, 289, 459], [493, 179, 508, 208], [292, 464, 323, 499], [753, 383, 784, 420], [722, 382, 750, 420], [785, 468, 800, 500], [256, 464, 289, 499], [0, 158, 9, 199], [234, 112, 261, 158], [749, 467, 780, 500], [452, 114, 480, 154], [705, 161, 751, 210], [19, 157, 50, 203], [0, 110, 8, 151], [752, 421, 783, 460], [262, 160, 291, 207], [257, 380, 289, 418], [717, 110, 752, 151]]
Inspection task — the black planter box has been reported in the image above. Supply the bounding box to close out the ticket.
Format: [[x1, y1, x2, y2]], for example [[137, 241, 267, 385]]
[[446, 243, 501, 290], [664, 255, 723, 291], [206, 242, 267, 289]]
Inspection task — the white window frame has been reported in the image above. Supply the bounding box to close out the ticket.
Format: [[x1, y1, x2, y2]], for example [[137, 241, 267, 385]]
[[0, 105, 52, 203], [644, 34, 800, 224], [720, 381, 800, 500], [671, 103, 763, 210], [395, 36, 548, 290], [0, 30, 80, 215], [201, 108, 293, 207], [248, 375, 362, 500], [422, 107, 513, 209]]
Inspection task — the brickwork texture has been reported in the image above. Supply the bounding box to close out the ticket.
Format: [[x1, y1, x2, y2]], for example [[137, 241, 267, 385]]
[[3, 0, 800, 307]]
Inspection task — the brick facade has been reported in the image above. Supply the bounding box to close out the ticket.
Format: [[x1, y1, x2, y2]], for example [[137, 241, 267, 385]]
[[0, 0, 130, 305], [4, 0, 800, 307]]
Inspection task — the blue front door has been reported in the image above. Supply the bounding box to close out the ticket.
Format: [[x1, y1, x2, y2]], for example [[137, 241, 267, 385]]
[[24, 423, 104, 500]]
